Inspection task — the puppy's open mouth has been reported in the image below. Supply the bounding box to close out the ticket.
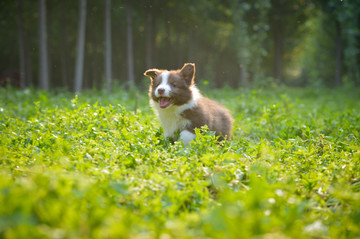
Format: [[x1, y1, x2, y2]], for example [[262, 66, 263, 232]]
[[159, 97, 173, 108]]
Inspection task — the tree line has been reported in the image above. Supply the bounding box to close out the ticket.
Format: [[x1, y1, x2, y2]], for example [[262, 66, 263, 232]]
[[1, 0, 359, 91]]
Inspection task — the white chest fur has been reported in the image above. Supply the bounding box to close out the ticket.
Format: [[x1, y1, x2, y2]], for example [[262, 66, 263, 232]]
[[150, 85, 201, 139], [150, 100, 191, 138]]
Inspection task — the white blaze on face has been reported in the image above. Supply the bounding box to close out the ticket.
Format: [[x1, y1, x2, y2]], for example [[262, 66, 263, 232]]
[[155, 71, 171, 98]]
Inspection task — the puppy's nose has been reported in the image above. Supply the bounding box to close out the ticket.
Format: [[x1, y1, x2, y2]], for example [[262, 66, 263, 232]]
[[158, 88, 165, 95]]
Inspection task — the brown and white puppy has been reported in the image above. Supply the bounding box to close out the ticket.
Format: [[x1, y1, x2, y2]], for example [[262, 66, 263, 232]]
[[144, 63, 233, 146]]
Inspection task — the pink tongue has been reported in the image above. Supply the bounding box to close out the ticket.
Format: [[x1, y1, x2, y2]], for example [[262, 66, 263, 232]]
[[159, 98, 171, 108]]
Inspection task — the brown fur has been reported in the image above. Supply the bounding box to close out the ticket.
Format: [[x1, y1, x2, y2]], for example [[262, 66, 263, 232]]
[[149, 70, 193, 106], [144, 63, 234, 142], [182, 97, 233, 140]]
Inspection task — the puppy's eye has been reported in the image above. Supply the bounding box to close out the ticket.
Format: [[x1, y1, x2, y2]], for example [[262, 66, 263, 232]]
[[171, 83, 176, 87]]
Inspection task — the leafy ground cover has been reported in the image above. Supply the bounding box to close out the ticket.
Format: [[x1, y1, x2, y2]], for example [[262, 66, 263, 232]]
[[0, 86, 359, 238]]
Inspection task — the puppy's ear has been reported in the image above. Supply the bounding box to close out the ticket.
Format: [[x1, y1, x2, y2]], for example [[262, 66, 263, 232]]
[[144, 69, 162, 80], [180, 63, 195, 86]]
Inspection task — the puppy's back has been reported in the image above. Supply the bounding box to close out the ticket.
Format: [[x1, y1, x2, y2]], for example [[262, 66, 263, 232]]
[[182, 97, 233, 140]]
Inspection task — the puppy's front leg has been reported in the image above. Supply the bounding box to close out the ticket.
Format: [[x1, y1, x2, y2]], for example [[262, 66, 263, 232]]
[[179, 130, 196, 146]]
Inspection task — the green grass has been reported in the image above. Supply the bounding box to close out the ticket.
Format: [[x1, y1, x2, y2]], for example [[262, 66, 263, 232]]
[[0, 86, 360, 238]]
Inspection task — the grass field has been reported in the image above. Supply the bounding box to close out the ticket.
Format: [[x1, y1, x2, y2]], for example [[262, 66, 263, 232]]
[[0, 86, 360, 238]]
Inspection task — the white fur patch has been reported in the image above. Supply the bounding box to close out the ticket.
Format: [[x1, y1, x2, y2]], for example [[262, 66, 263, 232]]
[[180, 130, 196, 146], [150, 99, 191, 138], [177, 85, 201, 112], [150, 85, 202, 139], [155, 71, 171, 98]]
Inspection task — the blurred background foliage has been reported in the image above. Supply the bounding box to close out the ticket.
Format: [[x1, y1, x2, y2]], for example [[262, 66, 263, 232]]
[[0, 0, 359, 91]]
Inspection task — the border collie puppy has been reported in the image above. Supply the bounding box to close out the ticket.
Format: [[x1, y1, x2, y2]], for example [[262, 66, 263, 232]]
[[144, 63, 233, 146]]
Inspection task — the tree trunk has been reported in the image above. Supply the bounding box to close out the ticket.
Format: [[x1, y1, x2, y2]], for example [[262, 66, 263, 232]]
[[125, 0, 135, 87], [273, 26, 283, 83], [60, 1, 69, 89], [74, 0, 87, 92], [165, 13, 172, 67], [176, 24, 182, 66], [17, 0, 26, 89], [105, 0, 112, 92], [335, 19, 342, 87], [145, 7, 153, 69], [39, 0, 49, 90], [187, 29, 196, 63], [24, 33, 33, 87], [239, 62, 248, 87]]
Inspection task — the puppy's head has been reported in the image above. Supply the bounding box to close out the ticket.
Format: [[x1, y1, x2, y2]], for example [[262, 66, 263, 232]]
[[144, 63, 195, 109]]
